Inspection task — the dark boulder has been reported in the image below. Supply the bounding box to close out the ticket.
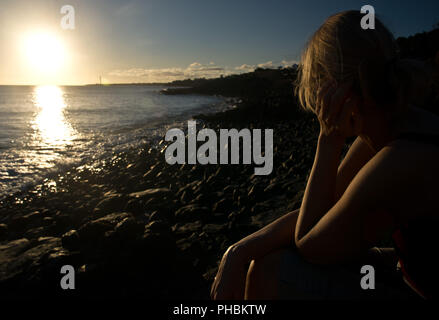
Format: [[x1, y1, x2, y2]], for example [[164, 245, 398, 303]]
[[175, 205, 210, 221], [61, 230, 80, 251], [0, 224, 8, 241]]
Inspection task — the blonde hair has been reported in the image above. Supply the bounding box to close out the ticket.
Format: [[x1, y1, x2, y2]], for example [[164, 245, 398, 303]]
[[295, 10, 419, 113]]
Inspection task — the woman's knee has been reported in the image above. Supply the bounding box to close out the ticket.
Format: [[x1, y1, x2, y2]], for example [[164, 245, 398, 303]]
[[245, 248, 290, 299]]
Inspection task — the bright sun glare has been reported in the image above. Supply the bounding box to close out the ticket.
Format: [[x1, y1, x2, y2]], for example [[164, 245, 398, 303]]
[[33, 85, 75, 147], [22, 32, 66, 75]]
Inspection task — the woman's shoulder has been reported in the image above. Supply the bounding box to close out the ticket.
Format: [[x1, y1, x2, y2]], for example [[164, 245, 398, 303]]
[[381, 135, 438, 169], [356, 139, 438, 197], [363, 141, 439, 221]]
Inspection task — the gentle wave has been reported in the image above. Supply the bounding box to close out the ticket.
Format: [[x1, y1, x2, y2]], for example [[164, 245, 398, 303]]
[[0, 85, 229, 198]]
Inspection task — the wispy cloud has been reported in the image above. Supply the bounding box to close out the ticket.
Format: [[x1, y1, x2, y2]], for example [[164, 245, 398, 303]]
[[108, 60, 296, 83], [235, 60, 282, 72], [280, 59, 298, 67], [257, 61, 274, 68], [235, 64, 256, 72], [108, 62, 231, 83]]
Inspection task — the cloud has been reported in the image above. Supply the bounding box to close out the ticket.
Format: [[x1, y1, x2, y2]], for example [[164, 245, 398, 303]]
[[235, 64, 255, 71], [187, 62, 225, 73], [108, 62, 229, 82], [188, 62, 202, 69], [108, 67, 187, 82], [257, 61, 274, 68], [280, 59, 298, 67], [108, 59, 296, 83]]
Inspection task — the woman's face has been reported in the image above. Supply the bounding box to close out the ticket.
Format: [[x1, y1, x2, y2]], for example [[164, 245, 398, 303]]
[[315, 79, 364, 137], [348, 93, 364, 136], [341, 79, 382, 135]]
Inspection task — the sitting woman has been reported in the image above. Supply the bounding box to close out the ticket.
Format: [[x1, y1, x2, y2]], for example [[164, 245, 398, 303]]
[[211, 10, 439, 300]]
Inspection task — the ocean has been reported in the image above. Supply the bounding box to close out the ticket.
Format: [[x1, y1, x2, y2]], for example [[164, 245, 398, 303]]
[[0, 84, 227, 198]]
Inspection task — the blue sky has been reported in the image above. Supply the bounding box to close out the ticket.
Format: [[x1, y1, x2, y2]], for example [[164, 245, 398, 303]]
[[1, 0, 438, 84]]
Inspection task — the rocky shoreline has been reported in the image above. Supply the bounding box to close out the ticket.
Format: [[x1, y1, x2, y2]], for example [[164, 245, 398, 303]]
[[0, 99, 322, 299]]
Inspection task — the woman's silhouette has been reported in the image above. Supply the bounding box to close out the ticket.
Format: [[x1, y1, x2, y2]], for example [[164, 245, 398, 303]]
[[211, 10, 439, 300]]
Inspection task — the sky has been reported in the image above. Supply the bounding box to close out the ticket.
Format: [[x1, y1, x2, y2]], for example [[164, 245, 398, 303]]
[[0, 0, 438, 85]]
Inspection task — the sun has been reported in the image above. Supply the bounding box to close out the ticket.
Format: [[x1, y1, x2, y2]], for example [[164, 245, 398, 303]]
[[22, 31, 66, 75]]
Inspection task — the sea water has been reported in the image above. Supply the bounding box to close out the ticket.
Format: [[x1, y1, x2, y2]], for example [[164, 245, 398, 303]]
[[0, 84, 226, 198]]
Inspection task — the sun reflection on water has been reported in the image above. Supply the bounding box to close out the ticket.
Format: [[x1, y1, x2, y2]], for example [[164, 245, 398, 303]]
[[32, 85, 75, 147]]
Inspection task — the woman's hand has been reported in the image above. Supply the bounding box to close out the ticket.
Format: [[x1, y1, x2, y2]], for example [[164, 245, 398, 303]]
[[315, 81, 362, 145], [210, 245, 247, 300], [211, 210, 299, 299]]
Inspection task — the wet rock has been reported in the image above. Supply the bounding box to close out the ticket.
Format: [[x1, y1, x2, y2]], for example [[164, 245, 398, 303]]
[[145, 220, 170, 234], [42, 248, 83, 277], [148, 209, 174, 224], [9, 211, 42, 232], [177, 180, 201, 196], [227, 210, 239, 219], [251, 201, 273, 214], [124, 198, 146, 215], [141, 223, 175, 262], [128, 188, 170, 199], [0, 236, 84, 297], [191, 192, 211, 205], [52, 213, 75, 235], [175, 205, 210, 221], [247, 184, 264, 198], [0, 238, 31, 266], [61, 230, 80, 251], [42, 216, 54, 226], [78, 212, 132, 245], [172, 221, 203, 235], [179, 190, 192, 204], [213, 198, 233, 213], [114, 217, 144, 239], [202, 223, 227, 234], [223, 185, 235, 195], [93, 193, 126, 216], [0, 237, 61, 283], [263, 179, 284, 195], [0, 224, 8, 241], [23, 227, 47, 240]]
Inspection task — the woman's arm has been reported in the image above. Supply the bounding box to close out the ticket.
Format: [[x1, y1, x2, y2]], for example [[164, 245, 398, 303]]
[[295, 146, 399, 264], [295, 134, 344, 242], [335, 136, 376, 201], [295, 81, 355, 242], [211, 209, 299, 299], [229, 208, 299, 264]]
